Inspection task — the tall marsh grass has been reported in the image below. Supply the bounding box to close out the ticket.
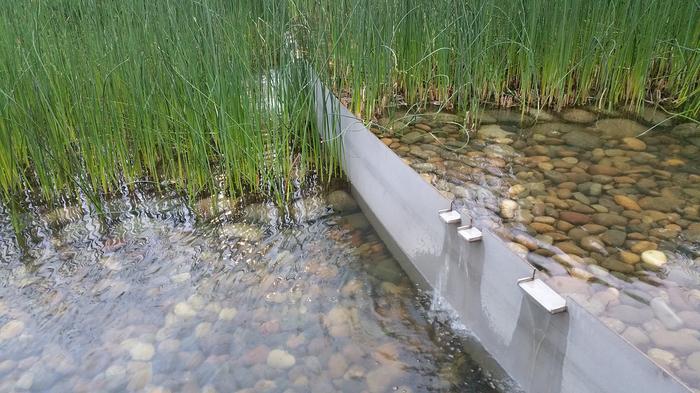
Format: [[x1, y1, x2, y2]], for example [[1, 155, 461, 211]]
[[300, 0, 700, 122], [0, 0, 338, 209], [1, 0, 698, 213]]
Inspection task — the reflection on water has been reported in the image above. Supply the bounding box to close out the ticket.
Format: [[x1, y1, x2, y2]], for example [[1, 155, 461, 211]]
[[0, 187, 517, 392], [374, 107, 700, 388]]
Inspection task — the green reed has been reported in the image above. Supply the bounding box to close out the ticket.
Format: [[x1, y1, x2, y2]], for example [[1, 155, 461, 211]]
[[0, 0, 338, 209], [1, 0, 698, 214], [300, 0, 700, 123]]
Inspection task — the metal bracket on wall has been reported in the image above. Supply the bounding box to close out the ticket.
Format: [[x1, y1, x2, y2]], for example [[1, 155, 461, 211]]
[[438, 209, 462, 224], [517, 272, 567, 314], [440, 204, 481, 242], [457, 225, 482, 242]]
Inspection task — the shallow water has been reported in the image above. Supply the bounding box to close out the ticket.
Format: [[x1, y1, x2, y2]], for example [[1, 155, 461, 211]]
[[0, 187, 517, 393], [374, 107, 700, 388]]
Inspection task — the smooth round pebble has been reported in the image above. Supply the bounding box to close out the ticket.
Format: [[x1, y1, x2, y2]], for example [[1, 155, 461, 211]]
[[0, 320, 25, 341], [218, 307, 238, 321], [641, 250, 667, 268], [174, 302, 196, 318], [130, 342, 155, 361], [266, 349, 296, 369]]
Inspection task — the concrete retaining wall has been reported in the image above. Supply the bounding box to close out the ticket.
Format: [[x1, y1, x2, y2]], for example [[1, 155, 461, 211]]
[[314, 80, 691, 393]]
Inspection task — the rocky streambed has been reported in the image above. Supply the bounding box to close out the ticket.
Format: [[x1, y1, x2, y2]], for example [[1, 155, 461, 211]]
[[0, 188, 517, 393], [372, 107, 700, 389]]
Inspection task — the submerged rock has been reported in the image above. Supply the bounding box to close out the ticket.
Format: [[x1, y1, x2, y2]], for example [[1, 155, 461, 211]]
[[647, 348, 680, 370], [0, 320, 24, 341], [621, 137, 647, 151], [174, 302, 196, 318], [342, 213, 370, 230], [425, 112, 462, 124], [672, 123, 700, 138], [650, 330, 700, 354], [686, 223, 700, 243], [630, 241, 657, 253], [400, 131, 424, 144], [241, 345, 270, 366], [266, 349, 295, 369], [327, 353, 349, 378], [218, 307, 238, 321], [220, 223, 264, 242], [687, 352, 700, 372], [561, 130, 601, 149], [580, 236, 608, 255], [242, 202, 277, 223], [600, 258, 634, 273], [608, 304, 653, 324], [593, 118, 647, 138], [327, 190, 358, 213], [527, 107, 555, 121], [638, 196, 683, 212], [15, 372, 33, 390], [366, 364, 406, 393], [483, 144, 517, 159], [641, 250, 667, 269], [499, 199, 518, 219], [650, 298, 683, 330], [622, 326, 650, 347], [636, 105, 671, 125], [382, 117, 410, 133], [129, 342, 155, 361], [371, 258, 404, 284], [618, 251, 640, 264], [293, 195, 329, 222], [477, 124, 514, 140], [170, 272, 191, 283], [45, 205, 83, 225], [126, 361, 152, 390], [559, 211, 591, 225], [561, 108, 596, 123], [613, 195, 641, 211], [485, 109, 534, 125], [592, 213, 628, 227], [600, 230, 626, 247]]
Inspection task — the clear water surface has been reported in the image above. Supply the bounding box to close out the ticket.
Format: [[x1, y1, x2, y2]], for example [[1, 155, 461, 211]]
[[0, 186, 518, 393]]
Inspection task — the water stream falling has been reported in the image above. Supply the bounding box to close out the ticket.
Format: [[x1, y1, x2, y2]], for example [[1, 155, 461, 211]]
[[430, 254, 451, 313]]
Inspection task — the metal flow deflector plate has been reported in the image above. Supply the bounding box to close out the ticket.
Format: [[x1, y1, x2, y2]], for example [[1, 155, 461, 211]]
[[438, 209, 462, 224], [517, 277, 567, 314]]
